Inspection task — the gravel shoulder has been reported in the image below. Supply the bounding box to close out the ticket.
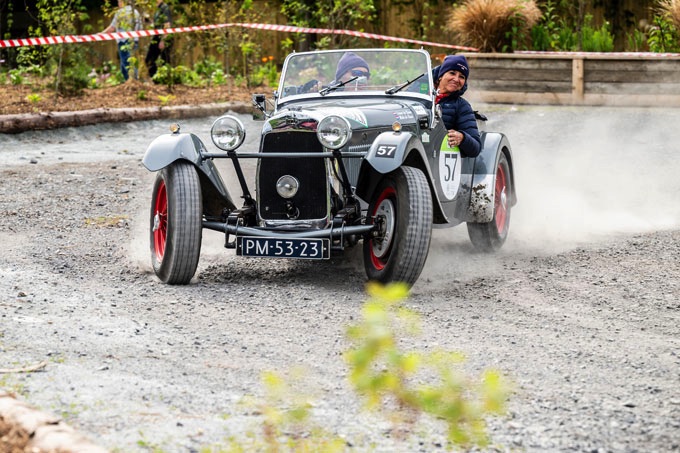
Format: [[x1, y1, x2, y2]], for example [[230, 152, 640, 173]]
[[1, 106, 679, 452]]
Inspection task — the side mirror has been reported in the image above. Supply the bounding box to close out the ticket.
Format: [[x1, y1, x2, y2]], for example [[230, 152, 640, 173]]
[[252, 93, 267, 121]]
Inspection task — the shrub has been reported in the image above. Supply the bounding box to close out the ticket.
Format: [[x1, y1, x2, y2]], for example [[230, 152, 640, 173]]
[[210, 69, 228, 86], [626, 28, 648, 52], [179, 67, 204, 87], [152, 63, 182, 88], [250, 55, 279, 88], [529, 0, 557, 51], [58, 59, 91, 94], [530, 4, 615, 52], [28, 0, 91, 95], [345, 282, 510, 446], [651, 0, 680, 52], [647, 14, 680, 52], [448, 0, 542, 52], [193, 57, 222, 80], [9, 69, 23, 85], [227, 283, 511, 451], [26, 93, 42, 104], [580, 14, 615, 52]]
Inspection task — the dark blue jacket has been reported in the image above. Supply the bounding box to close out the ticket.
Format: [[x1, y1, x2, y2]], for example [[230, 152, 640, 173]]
[[436, 84, 481, 158]]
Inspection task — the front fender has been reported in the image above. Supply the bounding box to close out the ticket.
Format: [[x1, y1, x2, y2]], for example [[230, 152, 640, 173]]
[[143, 132, 237, 214], [142, 133, 205, 171], [363, 130, 417, 174], [356, 130, 448, 223]]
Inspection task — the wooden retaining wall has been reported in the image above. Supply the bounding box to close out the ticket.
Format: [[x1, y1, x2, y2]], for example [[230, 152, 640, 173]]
[[461, 53, 680, 107]]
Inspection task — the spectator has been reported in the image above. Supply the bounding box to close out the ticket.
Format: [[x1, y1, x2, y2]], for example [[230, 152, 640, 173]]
[[432, 55, 481, 158], [101, 0, 142, 81], [145, 0, 173, 80]]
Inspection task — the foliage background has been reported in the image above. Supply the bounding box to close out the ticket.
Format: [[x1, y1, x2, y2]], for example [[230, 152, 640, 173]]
[[0, 0, 678, 96]]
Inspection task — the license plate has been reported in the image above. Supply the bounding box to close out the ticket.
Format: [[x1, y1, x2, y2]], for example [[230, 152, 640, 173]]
[[236, 237, 330, 259]]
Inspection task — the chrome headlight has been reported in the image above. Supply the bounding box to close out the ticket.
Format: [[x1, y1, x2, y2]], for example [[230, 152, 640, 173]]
[[211, 115, 246, 151], [276, 175, 299, 199], [317, 115, 352, 150]]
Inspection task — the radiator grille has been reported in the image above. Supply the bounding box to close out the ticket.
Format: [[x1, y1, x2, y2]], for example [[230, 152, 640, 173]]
[[258, 131, 328, 221]]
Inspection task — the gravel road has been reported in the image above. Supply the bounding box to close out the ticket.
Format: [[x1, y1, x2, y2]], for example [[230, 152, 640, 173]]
[[1, 105, 679, 452]]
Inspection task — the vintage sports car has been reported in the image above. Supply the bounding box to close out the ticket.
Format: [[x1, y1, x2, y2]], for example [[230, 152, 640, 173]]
[[142, 48, 516, 286]]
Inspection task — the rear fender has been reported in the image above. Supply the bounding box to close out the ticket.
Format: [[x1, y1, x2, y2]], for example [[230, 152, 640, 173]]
[[143, 133, 237, 214], [467, 132, 516, 223]]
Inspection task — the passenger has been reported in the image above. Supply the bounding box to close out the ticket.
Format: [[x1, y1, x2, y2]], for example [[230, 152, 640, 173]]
[[335, 52, 370, 88], [433, 55, 481, 158]]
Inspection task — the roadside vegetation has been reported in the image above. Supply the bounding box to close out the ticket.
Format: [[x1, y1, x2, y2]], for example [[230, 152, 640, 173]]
[[0, 0, 679, 101]]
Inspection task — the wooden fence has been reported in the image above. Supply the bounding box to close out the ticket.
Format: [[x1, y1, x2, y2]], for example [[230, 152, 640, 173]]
[[461, 53, 680, 108]]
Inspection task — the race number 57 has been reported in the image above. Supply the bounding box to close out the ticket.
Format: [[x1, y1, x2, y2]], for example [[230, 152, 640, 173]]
[[443, 152, 458, 181], [438, 150, 461, 200], [376, 145, 397, 158]]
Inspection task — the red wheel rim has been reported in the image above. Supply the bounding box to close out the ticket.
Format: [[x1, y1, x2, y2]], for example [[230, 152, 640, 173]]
[[153, 180, 168, 260], [494, 163, 508, 233], [370, 186, 396, 271]]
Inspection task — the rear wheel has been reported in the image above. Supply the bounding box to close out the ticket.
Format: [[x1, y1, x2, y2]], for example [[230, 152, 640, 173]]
[[467, 153, 511, 252], [363, 166, 432, 286], [150, 161, 202, 284]]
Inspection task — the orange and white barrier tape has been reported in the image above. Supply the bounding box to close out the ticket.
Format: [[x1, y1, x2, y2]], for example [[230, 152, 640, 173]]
[[0, 22, 479, 51]]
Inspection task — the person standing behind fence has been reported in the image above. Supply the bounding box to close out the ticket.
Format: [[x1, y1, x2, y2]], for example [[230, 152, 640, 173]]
[[101, 0, 142, 81], [145, 0, 172, 80]]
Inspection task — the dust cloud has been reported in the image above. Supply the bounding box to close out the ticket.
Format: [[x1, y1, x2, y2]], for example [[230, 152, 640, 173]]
[[430, 105, 680, 253], [423, 105, 680, 282], [498, 106, 679, 247]]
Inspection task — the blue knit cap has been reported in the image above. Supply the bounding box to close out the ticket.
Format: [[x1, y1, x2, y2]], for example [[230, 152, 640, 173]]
[[335, 52, 370, 81], [437, 55, 469, 80]]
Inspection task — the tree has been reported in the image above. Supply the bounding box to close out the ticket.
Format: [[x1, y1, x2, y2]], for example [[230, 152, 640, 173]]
[[280, 0, 377, 49]]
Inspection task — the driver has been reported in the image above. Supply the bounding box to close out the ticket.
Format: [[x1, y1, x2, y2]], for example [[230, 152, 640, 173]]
[[432, 55, 481, 158], [334, 52, 370, 89]]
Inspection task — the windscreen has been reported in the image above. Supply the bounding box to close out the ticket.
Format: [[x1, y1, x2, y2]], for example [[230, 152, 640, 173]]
[[279, 49, 433, 99]]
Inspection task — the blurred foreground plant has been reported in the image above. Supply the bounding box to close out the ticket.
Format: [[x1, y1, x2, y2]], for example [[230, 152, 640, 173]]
[[345, 282, 510, 447], [258, 369, 347, 452], [186, 283, 511, 451]]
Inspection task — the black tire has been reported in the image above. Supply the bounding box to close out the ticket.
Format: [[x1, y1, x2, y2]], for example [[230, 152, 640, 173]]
[[363, 166, 433, 286], [150, 161, 202, 284], [467, 152, 511, 252]]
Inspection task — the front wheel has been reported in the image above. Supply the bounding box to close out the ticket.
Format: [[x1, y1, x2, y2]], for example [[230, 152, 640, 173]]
[[150, 161, 202, 284], [467, 153, 511, 252], [363, 166, 433, 286]]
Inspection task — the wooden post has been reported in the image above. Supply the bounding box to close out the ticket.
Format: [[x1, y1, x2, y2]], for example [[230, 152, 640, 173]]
[[572, 58, 585, 104]]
